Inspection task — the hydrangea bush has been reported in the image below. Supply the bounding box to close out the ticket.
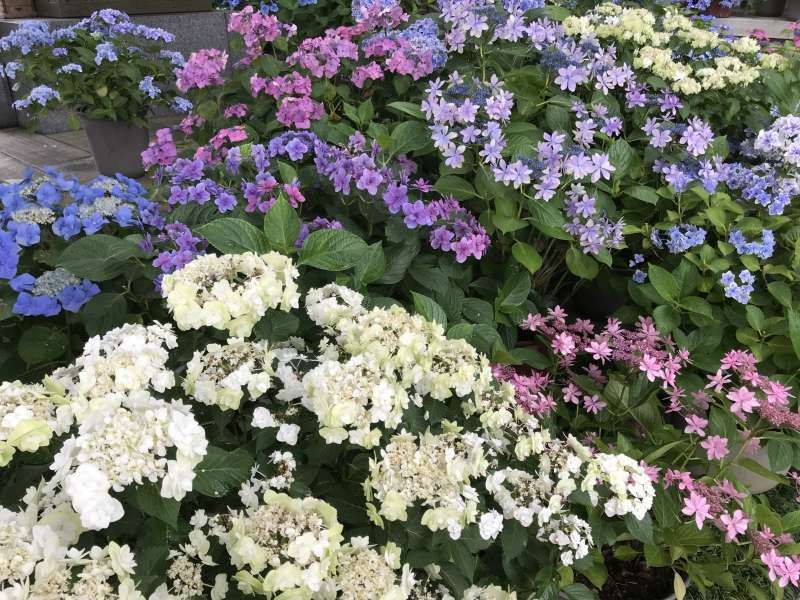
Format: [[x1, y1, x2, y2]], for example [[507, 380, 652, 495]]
[[3, 0, 800, 598], [0, 10, 190, 126]]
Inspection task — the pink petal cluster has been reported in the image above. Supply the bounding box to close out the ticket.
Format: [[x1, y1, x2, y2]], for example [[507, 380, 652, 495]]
[[141, 128, 177, 169], [227, 6, 294, 65], [175, 48, 228, 93]]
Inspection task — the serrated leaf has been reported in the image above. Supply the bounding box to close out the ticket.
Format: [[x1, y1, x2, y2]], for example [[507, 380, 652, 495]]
[[501, 519, 528, 560], [498, 271, 531, 310], [130, 484, 180, 528], [58, 234, 143, 281], [298, 229, 368, 271], [353, 242, 386, 286], [434, 175, 477, 199], [263, 196, 300, 254], [193, 447, 254, 498], [197, 218, 270, 254], [390, 121, 430, 156], [566, 247, 599, 280], [411, 292, 447, 328], [80, 293, 127, 337], [648, 264, 680, 302]]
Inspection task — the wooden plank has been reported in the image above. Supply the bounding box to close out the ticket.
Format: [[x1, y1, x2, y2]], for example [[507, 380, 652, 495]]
[[0, 128, 90, 168], [0, 152, 40, 183], [46, 129, 92, 153]]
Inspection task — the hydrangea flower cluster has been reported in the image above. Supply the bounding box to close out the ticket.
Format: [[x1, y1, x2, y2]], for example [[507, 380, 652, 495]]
[[161, 252, 300, 336], [720, 269, 756, 304], [0, 486, 141, 599], [662, 348, 800, 585], [0, 170, 165, 316], [563, 3, 781, 95], [0, 381, 71, 466], [517, 306, 689, 415], [436, 0, 547, 50], [34, 322, 209, 530], [1, 10, 188, 121], [184, 338, 276, 411]]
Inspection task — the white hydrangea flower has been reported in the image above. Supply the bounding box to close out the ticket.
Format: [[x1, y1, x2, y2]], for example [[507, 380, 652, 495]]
[[215, 491, 343, 597], [478, 510, 504, 541], [305, 283, 364, 330], [368, 431, 487, 533], [184, 338, 275, 410], [0, 381, 71, 467], [50, 322, 177, 405], [161, 252, 300, 337], [64, 463, 124, 530]]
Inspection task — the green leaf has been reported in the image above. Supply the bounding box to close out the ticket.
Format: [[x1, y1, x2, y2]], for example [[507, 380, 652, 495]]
[[648, 264, 680, 302], [193, 447, 254, 498], [653, 305, 681, 333], [561, 583, 598, 600], [608, 138, 636, 177], [130, 484, 180, 528], [498, 271, 531, 310], [263, 196, 300, 254], [625, 185, 659, 205], [353, 242, 386, 286], [448, 541, 476, 582], [58, 234, 143, 281], [80, 293, 127, 337], [566, 247, 599, 280], [390, 121, 431, 156], [545, 104, 571, 131], [386, 101, 425, 120], [662, 523, 719, 547], [512, 241, 543, 274], [768, 282, 793, 308], [434, 175, 477, 200], [298, 229, 368, 271], [625, 513, 655, 545], [197, 218, 270, 254], [768, 440, 794, 473], [377, 242, 419, 285], [276, 160, 297, 184], [18, 326, 68, 365], [788, 309, 800, 360], [411, 292, 447, 328], [501, 519, 528, 561], [357, 98, 374, 124], [462, 298, 494, 325], [680, 296, 712, 318]]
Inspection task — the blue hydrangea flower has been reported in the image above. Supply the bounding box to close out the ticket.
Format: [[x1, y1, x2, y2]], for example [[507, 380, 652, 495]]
[[721, 269, 755, 305], [10, 268, 99, 316], [0, 231, 20, 280], [729, 229, 775, 260], [12, 85, 60, 110], [94, 42, 118, 65], [138, 75, 161, 99]]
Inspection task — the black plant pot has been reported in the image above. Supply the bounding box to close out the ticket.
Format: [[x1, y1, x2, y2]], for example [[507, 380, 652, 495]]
[[80, 116, 149, 178], [756, 0, 787, 16]]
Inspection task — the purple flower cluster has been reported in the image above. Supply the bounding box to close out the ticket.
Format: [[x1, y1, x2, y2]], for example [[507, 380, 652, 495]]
[[267, 130, 491, 262], [149, 223, 207, 292], [437, 0, 547, 49], [563, 184, 624, 255], [165, 158, 239, 214]]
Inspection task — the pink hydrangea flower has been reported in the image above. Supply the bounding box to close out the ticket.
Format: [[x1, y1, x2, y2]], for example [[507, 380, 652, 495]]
[[720, 509, 750, 542], [700, 435, 729, 461], [684, 414, 708, 437], [682, 491, 711, 529]]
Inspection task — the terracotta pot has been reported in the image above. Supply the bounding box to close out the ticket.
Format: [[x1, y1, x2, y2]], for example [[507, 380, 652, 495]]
[[756, 0, 787, 16], [80, 116, 149, 178]]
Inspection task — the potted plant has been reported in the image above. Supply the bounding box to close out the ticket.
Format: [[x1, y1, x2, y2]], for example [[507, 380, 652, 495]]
[[0, 10, 190, 177]]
